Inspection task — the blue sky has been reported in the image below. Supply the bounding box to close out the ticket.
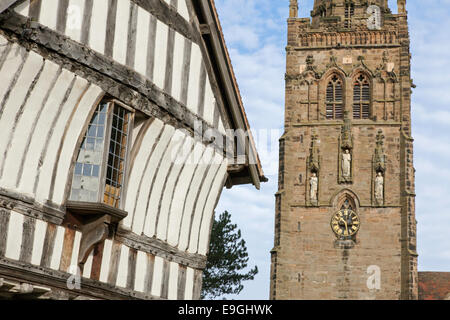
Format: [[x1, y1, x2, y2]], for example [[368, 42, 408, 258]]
[[214, 0, 450, 300]]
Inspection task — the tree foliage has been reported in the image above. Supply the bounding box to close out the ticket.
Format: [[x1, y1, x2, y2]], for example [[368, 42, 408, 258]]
[[201, 211, 258, 300]]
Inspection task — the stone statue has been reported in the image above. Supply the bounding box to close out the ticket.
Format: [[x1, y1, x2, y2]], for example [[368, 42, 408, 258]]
[[310, 172, 318, 201], [342, 149, 351, 178], [375, 172, 384, 203]]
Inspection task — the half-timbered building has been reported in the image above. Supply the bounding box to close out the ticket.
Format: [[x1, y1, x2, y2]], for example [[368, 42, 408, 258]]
[[0, 0, 265, 300]]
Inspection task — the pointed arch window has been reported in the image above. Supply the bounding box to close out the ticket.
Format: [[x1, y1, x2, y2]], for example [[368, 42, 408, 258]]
[[326, 75, 344, 120], [69, 99, 133, 210], [353, 74, 371, 119]]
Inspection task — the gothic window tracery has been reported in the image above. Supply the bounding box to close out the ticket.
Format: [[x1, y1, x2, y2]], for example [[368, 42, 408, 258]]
[[353, 74, 371, 119], [326, 75, 344, 120]]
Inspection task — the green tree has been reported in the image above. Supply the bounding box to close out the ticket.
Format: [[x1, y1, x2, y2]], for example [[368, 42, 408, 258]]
[[201, 211, 258, 300]]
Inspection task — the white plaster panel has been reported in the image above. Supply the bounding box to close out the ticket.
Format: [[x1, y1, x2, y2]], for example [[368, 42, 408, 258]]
[[20, 69, 75, 198], [153, 20, 168, 89], [178, 147, 214, 251], [0, 45, 26, 118], [134, 251, 148, 293], [134, 7, 150, 76], [167, 143, 204, 247], [188, 153, 222, 254], [171, 32, 185, 101], [112, 0, 130, 65], [50, 226, 66, 270], [30, 219, 47, 266], [82, 250, 94, 278], [185, 267, 194, 300], [203, 77, 215, 125], [99, 239, 113, 283], [135, 125, 174, 236], [39, 0, 59, 30], [178, 0, 190, 21], [144, 129, 185, 238], [66, 0, 86, 42], [2, 60, 60, 189], [89, 0, 109, 54], [116, 245, 130, 288], [52, 84, 103, 205], [156, 136, 194, 241], [198, 161, 227, 255], [151, 256, 164, 297], [123, 119, 164, 229], [168, 262, 179, 300], [0, 51, 44, 187], [186, 43, 202, 114], [69, 231, 82, 273], [35, 76, 88, 201], [5, 211, 24, 261]]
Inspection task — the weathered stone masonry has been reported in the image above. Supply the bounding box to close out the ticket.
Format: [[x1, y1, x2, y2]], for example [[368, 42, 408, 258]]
[[271, 0, 418, 300]]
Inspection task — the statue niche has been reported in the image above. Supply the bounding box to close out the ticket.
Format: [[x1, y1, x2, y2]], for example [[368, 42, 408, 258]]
[[307, 131, 320, 206], [338, 114, 354, 184], [372, 130, 386, 206]]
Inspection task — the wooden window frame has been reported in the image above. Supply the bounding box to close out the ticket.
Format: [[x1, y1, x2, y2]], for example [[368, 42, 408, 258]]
[[68, 99, 135, 216]]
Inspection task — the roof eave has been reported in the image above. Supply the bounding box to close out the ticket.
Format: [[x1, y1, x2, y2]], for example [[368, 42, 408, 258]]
[[197, 0, 266, 189]]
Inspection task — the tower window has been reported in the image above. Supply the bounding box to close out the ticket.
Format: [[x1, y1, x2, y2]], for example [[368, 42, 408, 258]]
[[353, 74, 371, 119], [70, 99, 132, 209], [344, 3, 355, 28], [326, 75, 344, 120]]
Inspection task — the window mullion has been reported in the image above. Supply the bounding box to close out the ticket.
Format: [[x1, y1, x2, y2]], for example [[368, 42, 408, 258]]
[[121, 112, 135, 210], [99, 102, 114, 204]]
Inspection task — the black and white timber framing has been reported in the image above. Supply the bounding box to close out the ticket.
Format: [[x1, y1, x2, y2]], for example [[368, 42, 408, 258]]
[[0, 0, 265, 300]]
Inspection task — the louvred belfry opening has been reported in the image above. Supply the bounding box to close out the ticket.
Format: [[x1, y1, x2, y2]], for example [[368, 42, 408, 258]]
[[326, 75, 344, 120], [353, 74, 371, 119]]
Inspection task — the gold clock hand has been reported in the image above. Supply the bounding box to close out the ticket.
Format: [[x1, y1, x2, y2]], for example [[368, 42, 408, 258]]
[[339, 217, 349, 235]]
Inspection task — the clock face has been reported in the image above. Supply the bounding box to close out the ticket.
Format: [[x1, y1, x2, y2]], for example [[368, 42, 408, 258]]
[[331, 209, 360, 238]]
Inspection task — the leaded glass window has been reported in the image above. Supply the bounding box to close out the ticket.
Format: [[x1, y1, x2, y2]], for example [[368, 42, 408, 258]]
[[69, 100, 132, 209]]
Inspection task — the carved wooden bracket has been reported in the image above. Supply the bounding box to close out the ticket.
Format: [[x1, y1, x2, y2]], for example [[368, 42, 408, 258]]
[[78, 215, 111, 266], [65, 201, 127, 266]]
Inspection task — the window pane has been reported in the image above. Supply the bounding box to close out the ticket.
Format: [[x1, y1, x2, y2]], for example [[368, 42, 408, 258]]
[[104, 104, 130, 208], [69, 103, 108, 203], [75, 163, 83, 175]]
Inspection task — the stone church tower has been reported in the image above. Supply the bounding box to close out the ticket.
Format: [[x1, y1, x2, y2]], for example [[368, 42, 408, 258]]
[[271, 0, 418, 299]]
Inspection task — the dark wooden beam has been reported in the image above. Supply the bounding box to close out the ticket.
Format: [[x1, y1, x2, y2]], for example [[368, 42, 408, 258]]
[[132, 0, 195, 42], [0, 257, 162, 300], [0, 189, 64, 225], [116, 228, 207, 270]]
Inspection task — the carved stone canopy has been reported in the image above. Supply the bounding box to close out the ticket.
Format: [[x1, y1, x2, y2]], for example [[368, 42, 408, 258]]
[[309, 132, 320, 173], [374, 130, 386, 173], [340, 114, 353, 151]]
